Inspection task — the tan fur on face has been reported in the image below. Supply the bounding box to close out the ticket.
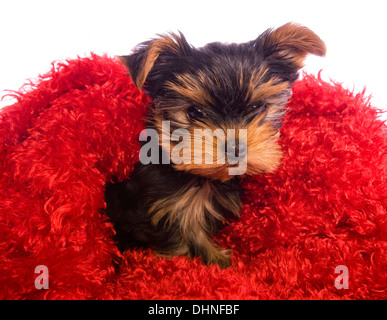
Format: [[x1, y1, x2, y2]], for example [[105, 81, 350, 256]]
[[165, 115, 282, 181], [244, 115, 282, 175], [151, 114, 228, 180], [165, 72, 214, 106], [173, 123, 228, 180], [248, 74, 290, 104]]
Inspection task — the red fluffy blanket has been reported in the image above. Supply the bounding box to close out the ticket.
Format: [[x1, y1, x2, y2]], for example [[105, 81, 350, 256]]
[[0, 54, 385, 300]]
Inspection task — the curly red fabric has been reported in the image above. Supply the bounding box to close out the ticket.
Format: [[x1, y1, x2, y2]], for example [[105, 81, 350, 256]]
[[0, 55, 385, 299]]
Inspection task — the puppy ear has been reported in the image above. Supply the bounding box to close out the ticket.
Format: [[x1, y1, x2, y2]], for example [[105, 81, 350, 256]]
[[255, 22, 326, 76], [119, 32, 191, 90]]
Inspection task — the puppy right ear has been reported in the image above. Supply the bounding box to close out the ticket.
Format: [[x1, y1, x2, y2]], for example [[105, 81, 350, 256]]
[[253, 23, 326, 83], [119, 32, 191, 91]]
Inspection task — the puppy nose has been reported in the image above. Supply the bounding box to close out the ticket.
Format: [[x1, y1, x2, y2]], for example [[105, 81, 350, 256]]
[[227, 141, 247, 160]]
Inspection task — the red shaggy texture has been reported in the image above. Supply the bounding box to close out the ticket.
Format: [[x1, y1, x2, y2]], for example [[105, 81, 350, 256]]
[[0, 54, 386, 300]]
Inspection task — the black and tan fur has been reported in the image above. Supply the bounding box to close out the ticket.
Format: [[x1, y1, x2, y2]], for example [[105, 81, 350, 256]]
[[105, 23, 326, 268]]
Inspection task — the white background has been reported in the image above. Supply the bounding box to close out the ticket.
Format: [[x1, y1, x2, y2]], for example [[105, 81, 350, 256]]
[[0, 0, 386, 119]]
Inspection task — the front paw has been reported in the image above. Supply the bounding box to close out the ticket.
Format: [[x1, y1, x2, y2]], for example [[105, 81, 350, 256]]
[[204, 249, 232, 269]]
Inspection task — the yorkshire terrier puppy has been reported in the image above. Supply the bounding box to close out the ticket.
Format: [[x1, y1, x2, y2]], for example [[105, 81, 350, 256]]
[[105, 23, 326, 268]]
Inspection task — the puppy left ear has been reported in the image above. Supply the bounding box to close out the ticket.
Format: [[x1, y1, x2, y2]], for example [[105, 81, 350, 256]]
[[119, 32, 191, 91], [255, 22, 326, 77]]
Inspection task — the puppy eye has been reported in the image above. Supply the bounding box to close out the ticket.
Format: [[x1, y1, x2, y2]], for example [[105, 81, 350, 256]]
[[251, 104, 268, 112], [187, 106, 204, 120]]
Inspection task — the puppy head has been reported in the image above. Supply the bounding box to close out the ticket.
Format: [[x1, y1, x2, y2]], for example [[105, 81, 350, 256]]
[[120, 23, 326, 181]]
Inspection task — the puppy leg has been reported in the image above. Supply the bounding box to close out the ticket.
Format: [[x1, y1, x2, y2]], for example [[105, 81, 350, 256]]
[[153, 221, 232, 269], [186, 228, 232, 268], [150, 181, 234, 268]]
